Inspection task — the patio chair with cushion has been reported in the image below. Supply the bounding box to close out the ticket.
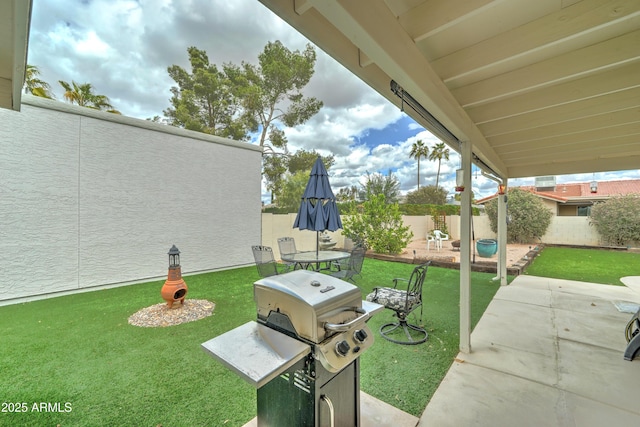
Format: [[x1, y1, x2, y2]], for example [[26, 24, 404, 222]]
[[329, 246, 366, 283], [251, 245, 291, 278], [365, 262, 430, 345]]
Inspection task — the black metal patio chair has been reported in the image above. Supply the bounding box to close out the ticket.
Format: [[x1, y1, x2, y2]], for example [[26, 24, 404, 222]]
[[277, 237, 309, 270], [365, 262, 430, 345], [329, 246, 366, 283], [251, 245, 291, 278]]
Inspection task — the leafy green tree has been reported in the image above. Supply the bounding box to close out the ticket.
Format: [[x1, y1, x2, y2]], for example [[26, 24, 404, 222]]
[[263, 154, 288, 204], [164, 42, 323, 201], [287, 150, 334, 174], [146, 115, 169, 124], [484, 188, 552, 243], [405, 185, 448, 205], [229, 41, 323, 152], [24, 65, 54, 98], [589, 194, 640, 246], [360, 171, 400, 203], [274, 171, 309, 212], [342, 194, 413, 254], [164, 47, 248, 139], [336, 186, 359, 202], [59, 80, 120, 114], [429, 142, 450, 188], [409, 139, 429, 189], [264, 150, 334, 204]]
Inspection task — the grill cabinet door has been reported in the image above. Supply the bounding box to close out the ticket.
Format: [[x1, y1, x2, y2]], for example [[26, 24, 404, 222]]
[[318, 360, 359, 427]]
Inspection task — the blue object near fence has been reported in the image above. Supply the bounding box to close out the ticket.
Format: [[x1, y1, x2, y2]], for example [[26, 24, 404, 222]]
[[476, 239, 497, 258]]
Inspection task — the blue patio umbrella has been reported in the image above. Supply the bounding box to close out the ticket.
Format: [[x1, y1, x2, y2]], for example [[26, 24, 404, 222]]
[[293, 157, 343, 254]]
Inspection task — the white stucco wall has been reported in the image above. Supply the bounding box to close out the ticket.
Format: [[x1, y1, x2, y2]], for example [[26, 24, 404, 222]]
[[0, 96, 262, 303]]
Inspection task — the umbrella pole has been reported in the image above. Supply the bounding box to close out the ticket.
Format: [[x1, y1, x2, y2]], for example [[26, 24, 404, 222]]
[[316, 231, 319, 256]]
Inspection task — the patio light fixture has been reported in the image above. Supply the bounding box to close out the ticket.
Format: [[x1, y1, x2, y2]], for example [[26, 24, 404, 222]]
[[590, 180, 598, 193]]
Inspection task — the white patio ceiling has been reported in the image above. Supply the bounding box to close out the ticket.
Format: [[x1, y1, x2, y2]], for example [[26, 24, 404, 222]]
[[259, 0, 640, 179]]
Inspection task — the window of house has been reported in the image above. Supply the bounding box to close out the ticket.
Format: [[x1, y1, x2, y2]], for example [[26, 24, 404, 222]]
[[577, 206, 591, 216]]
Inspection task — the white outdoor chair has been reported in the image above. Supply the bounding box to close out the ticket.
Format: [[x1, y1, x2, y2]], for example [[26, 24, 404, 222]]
[[426, 233, 438, 251], [434, 230, 449, 249]]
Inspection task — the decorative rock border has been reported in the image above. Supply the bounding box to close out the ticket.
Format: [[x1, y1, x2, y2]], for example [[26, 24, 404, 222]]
[[128, 299, 215, 327]]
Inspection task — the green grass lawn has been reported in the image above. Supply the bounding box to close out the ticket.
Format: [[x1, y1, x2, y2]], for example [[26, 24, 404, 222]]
[[0, 259, 506, 426], [525, 246, 640, 285]]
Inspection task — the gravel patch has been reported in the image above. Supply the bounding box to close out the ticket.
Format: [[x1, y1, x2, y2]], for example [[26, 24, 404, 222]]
[[128, 299, 215, 327]]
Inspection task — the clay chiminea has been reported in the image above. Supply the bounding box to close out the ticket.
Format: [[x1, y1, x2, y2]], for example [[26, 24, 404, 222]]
[[161, 245, 188, 308]]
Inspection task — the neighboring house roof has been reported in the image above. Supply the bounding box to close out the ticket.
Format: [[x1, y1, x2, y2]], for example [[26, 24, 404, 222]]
[[476, 179, 640, 205]]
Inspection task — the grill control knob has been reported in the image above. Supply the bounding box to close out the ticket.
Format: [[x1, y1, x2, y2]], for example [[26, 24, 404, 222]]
[[354, 329, 368, 343], [335, 340, 350, 357]]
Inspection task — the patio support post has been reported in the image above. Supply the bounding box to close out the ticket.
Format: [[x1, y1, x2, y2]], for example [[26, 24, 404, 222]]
[[497, 186, 508, 286], [459, 140, 472, 353]]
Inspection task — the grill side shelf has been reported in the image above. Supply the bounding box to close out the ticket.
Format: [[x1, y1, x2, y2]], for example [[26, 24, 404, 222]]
[[201, 321, 311, 388]]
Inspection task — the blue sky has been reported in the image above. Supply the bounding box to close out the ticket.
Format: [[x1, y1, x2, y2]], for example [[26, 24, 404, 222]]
[[356, 116, 421, 153], [25, 0, 637, 202]]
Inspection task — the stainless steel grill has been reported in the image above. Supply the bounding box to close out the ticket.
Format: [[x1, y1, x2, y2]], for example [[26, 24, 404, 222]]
[[202, 270, 382, 427]]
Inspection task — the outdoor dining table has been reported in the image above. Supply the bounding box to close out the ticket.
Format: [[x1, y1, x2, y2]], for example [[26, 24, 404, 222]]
[[281, 250, 350, 272]]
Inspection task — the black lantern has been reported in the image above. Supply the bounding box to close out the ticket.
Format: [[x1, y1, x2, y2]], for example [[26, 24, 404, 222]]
[[168, 245, 180, 268]]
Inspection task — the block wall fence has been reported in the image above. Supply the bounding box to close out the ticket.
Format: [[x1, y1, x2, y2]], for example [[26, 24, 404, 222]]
[[0, 96, 262, 304], [262, 213, 603, 260]]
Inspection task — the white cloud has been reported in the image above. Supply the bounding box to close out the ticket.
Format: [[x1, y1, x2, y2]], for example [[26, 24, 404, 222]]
[[28, 0, 637, 205], [73, 31, 111, 57]]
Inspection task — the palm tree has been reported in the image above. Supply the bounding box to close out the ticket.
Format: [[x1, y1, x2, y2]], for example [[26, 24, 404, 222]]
[[429, 141, 450, 189], [58, 80, 121, 114], [24, 65, 55, 98], [409, 139, 429, 189]]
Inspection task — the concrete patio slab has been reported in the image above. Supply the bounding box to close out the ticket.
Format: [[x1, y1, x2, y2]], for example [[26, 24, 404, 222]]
[[492, 282, 552, 306], [554, 304, 630, 350], [552, 290, 632, 317], [418, 275, 640, 427], [457, 339, 559, 387], [547, 277, 640, 301], [419, 361, 565, 426], [563, 390, 640, 426], [469, 299, 556, 354], [621, 276, 640, 296], [558, 339, 640, 411]]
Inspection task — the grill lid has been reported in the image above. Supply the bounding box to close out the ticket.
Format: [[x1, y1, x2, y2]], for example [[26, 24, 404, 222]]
[[255, 270, 360, 308], [254, 270, 364, 343]]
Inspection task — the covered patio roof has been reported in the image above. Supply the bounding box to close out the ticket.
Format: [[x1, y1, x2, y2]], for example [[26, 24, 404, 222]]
[[0, 0, 31, 111], [259, 0, 640, 179], [258, 0, 640, 355]]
